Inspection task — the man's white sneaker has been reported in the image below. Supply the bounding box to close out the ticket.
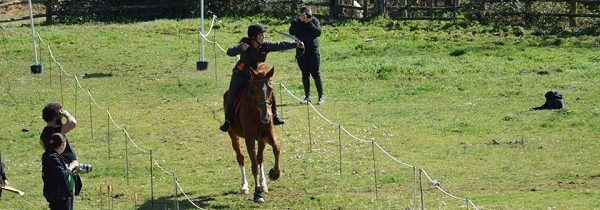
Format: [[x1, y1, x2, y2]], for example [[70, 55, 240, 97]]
[[317, 97, 325, 105]]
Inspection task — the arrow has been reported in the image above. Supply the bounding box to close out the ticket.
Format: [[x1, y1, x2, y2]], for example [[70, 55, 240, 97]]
[[275, 31, 301, 43]]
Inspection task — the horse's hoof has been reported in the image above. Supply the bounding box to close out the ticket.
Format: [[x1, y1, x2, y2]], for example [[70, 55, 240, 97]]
[[253, 190, 265, 203], [240, 188, 249, 195], [268, 168, 280, 180]]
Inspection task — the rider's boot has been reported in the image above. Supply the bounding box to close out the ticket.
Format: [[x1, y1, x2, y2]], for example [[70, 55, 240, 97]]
[[271, 94, 284, 125], [220, 99, 234, 132]]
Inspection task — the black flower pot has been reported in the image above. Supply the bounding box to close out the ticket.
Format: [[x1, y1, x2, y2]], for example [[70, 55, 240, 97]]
[[197, 61, 209, 71], [31, 64, 42, 74]]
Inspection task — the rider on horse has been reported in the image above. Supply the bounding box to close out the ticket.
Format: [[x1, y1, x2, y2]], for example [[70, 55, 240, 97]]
[[220, 23, 305, 132]]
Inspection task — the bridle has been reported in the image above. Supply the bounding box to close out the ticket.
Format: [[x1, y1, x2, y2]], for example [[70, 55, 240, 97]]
[[248, 77, 273, 125], [248, 78, 272, 106]]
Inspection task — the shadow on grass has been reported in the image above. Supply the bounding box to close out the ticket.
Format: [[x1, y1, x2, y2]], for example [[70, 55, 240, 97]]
[[137, 193, 226, 210]]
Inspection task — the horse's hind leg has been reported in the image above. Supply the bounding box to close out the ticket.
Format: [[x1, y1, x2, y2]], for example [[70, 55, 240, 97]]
[[229, 133, 248, 194], [257, 140, 268, 193]]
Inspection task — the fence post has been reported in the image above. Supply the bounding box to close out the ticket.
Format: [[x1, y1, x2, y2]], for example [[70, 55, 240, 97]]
[[452, 0, 458, 19], [329, 0, 335, 18], [124, 127, 129, 185], [338, 124, 342, 176], [59, 70, 63, 105], [107, 109, 111, 158], [109, 185, 113, 210], [413, 166, 417, 210], [48, 45, 52, 86], [405, 0, 409, 18], [173, 171, 179, 210], [213, 22, 218, 82], [150, 149, 154, 209], [466, 198, 469, 209], [306, 102, 312, 152], [371, 141, 379, 208], [427, 0, 433, 19], [374, 0, 385, 15], [363, 0, 368, 20], [419, 169, 425, 210], [279, 83, 284, 134], [476, 0, 485, 23], [88, 91, 94, 143], [74, 78, 77, 118], [524, 1, 533, 28], [44, 0, 53, 23], [569, 0, 577, 27]]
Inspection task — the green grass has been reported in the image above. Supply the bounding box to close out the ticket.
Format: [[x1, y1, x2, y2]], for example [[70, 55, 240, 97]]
[[1, 17, 600, 209]]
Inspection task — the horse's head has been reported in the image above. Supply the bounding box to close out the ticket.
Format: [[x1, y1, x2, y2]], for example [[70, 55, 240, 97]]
[[249, 62, 275, 124]]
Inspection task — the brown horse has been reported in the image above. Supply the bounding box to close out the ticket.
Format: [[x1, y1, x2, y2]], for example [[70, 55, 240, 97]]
[[223, 62, 281, 203]]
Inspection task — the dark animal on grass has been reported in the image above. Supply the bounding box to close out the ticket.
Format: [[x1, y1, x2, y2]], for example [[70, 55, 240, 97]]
[[531, 91, 563, 110], [223, 62, 281, 203]]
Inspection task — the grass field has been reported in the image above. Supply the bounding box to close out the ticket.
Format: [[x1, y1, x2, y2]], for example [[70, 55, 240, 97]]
[[1, 16, 600, 209]]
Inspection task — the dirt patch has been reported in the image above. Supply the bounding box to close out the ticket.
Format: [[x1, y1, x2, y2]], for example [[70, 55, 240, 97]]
[[557, 180, 588, 189], [485, 139, 525, 146]]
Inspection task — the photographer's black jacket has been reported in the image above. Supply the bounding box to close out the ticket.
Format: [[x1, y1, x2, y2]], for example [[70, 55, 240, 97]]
[[0, 161, 6, 182], [42, 151, 73, 202], [289, 16, 321, 55], [0, 160, 6, 199]]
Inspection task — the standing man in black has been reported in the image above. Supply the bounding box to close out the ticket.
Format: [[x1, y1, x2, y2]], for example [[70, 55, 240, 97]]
[[290, 6, 324, 105]]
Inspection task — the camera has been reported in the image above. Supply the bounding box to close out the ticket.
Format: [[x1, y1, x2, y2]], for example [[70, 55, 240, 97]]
[[75, 163, 93, 174], [303, 12, 312, 19]]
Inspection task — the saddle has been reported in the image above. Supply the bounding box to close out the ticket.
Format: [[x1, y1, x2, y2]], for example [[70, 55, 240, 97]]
[[233, 86, 249, 117]]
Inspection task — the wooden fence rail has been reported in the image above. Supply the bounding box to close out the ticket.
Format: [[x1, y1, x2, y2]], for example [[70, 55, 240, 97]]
[[0, 0, 54, 23]]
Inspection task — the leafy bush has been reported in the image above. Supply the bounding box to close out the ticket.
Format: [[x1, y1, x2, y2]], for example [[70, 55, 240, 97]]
[[54, 0, 296, 23], [461, 0, 599, 30]]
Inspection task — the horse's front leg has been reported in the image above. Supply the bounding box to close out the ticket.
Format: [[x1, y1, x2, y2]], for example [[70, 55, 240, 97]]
[[257, 139, 268, 193], [268, 132, 281, 181], [229, 133, 248, 194], [245, 138, 263, 203]]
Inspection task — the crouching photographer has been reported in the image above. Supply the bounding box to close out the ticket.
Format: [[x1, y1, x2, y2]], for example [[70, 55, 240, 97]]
[[40, 103, 91, 196]]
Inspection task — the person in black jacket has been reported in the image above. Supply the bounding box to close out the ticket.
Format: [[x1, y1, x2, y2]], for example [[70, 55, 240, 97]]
[[219, 23, 305, 132], [290, 6, 324, 105], [40, 103, 83, 195], [42, 133, 79, 210], [0, 155, 8, 199]]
